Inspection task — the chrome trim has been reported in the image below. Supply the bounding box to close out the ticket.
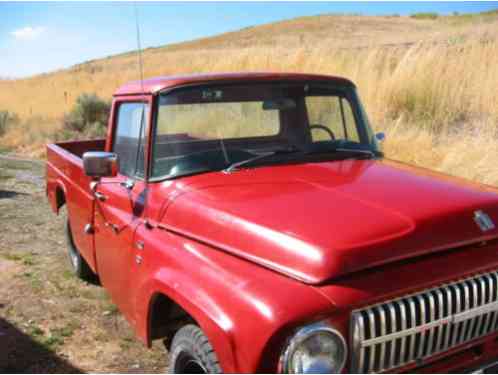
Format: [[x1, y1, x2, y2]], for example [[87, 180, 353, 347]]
[[449, 284, 460, 346], [490, 273, 498, 331], [280, 321, 347, 374], [443, 285, 453, 350], [388, 304, 397, 369], [351, 270, 498, 373], [434, 289, 444, 352], [462, 281, 471, 343], [359, 299, 498, 348], [416, 295, 426, 360], [426, 292, 436, 357], [354, 313, 366, 373], [378, 306, 387, 370], [367, 309, 376, 372], [399, 300, 408, 364], [407, 297, 417, 361], [469, 358, 498, 374], [82, 151, 119, 179], [474, 210, 496, 232]]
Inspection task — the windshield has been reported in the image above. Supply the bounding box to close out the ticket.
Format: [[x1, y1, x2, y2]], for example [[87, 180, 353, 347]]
[[151, 82, 378, 180]]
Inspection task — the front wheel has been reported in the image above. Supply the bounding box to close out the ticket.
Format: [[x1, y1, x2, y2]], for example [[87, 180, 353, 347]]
[[168, 325, 222, 374]]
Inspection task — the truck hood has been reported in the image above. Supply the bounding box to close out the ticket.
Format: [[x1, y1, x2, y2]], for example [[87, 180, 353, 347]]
[[159, 159, 498, 284]]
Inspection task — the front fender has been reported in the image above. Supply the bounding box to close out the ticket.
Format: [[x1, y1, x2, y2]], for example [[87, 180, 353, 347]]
[[133, 228, 334, 373], [137, 275, 238, 372]]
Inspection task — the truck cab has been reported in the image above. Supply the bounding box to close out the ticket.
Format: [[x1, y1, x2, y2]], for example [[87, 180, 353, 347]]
[[47, 73, 498, 373]]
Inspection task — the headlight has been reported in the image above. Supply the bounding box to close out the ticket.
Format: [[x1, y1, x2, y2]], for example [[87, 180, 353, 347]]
[[280, 322, 347, 374]]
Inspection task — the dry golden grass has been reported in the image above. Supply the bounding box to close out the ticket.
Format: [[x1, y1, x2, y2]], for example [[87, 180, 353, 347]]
[[0, 13, 497, 185]]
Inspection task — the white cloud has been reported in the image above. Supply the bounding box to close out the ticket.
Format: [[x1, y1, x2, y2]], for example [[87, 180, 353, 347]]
[[10, 26, 46, 41]]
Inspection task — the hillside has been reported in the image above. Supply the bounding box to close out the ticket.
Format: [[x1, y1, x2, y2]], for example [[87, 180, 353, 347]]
[[1, 12, 497, 121], [0, 11, 497, 186]]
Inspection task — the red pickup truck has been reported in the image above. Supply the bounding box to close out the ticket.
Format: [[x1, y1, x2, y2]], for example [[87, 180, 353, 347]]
[[46, 73, 498, 373]]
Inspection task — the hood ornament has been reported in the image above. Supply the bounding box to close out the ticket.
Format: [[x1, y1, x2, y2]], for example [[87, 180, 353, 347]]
[[474, 210, 496, 232]]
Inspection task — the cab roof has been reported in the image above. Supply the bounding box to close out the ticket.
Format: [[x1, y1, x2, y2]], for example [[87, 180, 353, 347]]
[[114, 72, 355, 96]]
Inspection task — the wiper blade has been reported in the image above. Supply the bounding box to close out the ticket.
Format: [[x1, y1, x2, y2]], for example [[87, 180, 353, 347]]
[[300, 146, 375, 158], [334, 148, 376, 157], [223, 145, 376, 173], [223, 146, 301, 173]]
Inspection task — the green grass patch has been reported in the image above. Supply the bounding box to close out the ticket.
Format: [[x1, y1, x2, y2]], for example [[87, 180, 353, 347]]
[[1, 252, 23, 261], [61, 269, 74, 280], [0, 159, 36, 171], [22, 255, 35, 266], [0, 144, 13, 154], [30, 326, 44, 337], [2, 251, 37, 266], [20, 268, 43, 291], [52, 321, 80, 339], [30, 276, 42, 291], [40, 334, 65, 349], [0, 169, 13, 181]]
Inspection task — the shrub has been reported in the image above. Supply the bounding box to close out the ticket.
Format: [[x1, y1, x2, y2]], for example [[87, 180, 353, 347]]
[[63, 93, 110, 133], [85, 121, 108, 139], [0, 110, 19, 137], [410, 12, 439, 20]]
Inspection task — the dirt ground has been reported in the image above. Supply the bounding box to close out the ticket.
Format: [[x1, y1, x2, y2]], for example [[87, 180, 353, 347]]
[[0, 155, 166, 373]]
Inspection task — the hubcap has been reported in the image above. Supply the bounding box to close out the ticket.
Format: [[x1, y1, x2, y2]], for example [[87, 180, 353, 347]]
[[69, 246, 78, 269]]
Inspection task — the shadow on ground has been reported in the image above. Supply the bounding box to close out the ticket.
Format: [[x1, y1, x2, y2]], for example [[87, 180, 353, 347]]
[[0, 190, 28, 199], [0, 317, 83, 373]]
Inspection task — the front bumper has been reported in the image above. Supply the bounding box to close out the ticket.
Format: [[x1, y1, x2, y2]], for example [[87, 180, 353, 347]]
[[470, 359, 498, 374]]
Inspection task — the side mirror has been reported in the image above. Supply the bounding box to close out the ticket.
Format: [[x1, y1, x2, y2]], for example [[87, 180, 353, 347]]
[[375, 132, 386, 143], [83, 152, 119, 179]]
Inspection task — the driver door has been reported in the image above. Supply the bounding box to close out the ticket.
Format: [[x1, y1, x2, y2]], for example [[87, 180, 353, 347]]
[[93, 100, 149, 325]]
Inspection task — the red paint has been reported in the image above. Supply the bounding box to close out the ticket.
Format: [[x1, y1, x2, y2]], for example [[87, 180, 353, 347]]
[[46, 73, 498, 373]]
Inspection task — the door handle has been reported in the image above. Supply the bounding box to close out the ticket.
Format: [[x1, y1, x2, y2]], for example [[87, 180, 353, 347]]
[[105, 222, 119, 233], [135, 255, 143, 265], [94, 191, 108, 201]]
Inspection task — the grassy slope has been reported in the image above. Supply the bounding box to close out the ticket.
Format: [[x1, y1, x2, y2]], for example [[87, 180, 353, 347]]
[[0, 11, 497, 185], [1, 13, 495, 121]]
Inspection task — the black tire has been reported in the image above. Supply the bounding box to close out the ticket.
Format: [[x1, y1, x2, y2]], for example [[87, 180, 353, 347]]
[[168, 324, 222, 374], [65, 219, 94, 281]]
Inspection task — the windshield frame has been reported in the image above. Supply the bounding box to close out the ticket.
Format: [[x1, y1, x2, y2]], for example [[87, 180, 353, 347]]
[[148, 80, 379, 182]]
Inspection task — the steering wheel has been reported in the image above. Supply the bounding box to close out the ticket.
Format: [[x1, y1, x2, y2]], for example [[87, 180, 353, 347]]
[[309, 124, 335, 140]]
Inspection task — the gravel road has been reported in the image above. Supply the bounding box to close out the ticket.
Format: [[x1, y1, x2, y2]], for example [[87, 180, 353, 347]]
[[0, 155, 165, 373]]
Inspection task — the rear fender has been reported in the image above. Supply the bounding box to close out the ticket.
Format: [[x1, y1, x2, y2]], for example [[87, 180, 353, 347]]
[[54, 180, 67, 214], [46, 173, 68, 215]]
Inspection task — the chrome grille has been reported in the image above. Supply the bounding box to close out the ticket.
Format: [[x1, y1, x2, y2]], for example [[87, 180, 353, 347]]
[[351, 270, 498, 373]]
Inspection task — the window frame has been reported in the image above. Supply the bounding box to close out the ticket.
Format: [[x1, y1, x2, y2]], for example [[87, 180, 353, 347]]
[[108, 96, 152, 181], [148, 80, 375, 183]]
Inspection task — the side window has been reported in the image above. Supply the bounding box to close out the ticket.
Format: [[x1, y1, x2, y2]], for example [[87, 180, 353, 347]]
[[306, 96, 360, 143], [113, 102, 149, 178]]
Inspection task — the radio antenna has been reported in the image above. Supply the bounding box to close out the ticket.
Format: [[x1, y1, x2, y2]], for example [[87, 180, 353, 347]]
[[133, 2, 147, 178], [133, 2, 145, 96]]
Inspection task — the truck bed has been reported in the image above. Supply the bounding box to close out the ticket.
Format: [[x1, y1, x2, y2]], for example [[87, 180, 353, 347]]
[[46, 138, 106, 272], [53, 139, 106, 158]]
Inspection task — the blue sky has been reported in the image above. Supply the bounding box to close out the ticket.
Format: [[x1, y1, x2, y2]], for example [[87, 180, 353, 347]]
[[1, 1, 497, 78]]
